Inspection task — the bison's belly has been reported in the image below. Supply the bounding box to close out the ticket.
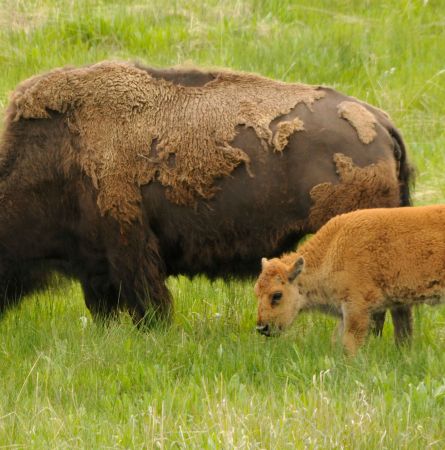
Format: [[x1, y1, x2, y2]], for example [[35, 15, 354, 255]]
[[142, 178, 307, 278]]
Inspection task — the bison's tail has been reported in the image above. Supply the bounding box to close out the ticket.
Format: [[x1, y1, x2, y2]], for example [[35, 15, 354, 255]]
[[390, 127, 414, 207]]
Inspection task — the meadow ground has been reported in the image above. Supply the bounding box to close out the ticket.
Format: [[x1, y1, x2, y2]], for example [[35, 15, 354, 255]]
[[0, 0, 444, 448]]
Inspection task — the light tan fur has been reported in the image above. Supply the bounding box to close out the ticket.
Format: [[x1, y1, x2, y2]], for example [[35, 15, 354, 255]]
[[308, 153, 400, 230], [337, 101, 377, 144], [272, 117, 305, 151], [255, 205, 445, 356], [10, 61, 325, 225]]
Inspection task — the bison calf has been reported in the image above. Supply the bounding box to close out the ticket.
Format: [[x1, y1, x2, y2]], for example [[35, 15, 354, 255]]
[[255, 205, 445, 356]]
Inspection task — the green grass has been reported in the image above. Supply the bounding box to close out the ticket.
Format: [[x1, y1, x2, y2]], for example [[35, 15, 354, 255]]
[[1, 279, 445, 448], [1, 0, 445, 447]]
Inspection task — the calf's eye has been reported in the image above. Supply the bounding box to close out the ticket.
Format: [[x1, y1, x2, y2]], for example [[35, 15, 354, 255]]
[[271, 292, 282, 306]]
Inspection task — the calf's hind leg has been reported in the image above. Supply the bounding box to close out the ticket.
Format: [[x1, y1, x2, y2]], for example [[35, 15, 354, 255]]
[[390, 305, 413, 345], [331, 318, 344, 345], [370, 306, 412, 340], [370, 311, 385, 337]]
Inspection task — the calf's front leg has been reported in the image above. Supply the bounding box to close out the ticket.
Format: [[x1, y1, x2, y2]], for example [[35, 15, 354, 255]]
[[331, 318, 344, 345], [341, 302, 371, 357]]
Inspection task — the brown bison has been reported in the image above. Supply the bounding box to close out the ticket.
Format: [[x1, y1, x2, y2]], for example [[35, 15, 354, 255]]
[[255, 205, 445, 356], [0, 61, 413, 328]]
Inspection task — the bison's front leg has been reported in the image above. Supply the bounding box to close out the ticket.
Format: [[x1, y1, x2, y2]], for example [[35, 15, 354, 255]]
[[77, 244, 121, 322], [0, 266, 52, 316], [80, 273, 120, 322], [107, 226, 173, 326], [128, 264, 173, 326], [125, 259, 173, 326]]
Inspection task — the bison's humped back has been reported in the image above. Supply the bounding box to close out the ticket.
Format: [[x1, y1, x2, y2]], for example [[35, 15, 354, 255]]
[[10, 61, 326, 225]]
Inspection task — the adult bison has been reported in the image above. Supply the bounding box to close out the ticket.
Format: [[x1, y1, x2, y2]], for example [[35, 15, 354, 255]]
[[0, 61, 413, 330]]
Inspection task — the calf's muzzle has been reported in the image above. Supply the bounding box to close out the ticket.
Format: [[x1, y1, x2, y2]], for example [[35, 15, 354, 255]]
[[256, 323, 271, 336]]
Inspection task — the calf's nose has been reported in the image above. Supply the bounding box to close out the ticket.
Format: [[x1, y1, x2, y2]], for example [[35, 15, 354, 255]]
[[256, 323, 271, 336]]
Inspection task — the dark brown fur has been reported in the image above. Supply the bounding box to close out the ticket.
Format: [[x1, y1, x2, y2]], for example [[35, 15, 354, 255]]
[[0, 63, 414, 327]]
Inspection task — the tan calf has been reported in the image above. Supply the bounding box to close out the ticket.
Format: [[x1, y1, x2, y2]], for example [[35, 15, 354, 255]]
[[254, 204, 445, 356]]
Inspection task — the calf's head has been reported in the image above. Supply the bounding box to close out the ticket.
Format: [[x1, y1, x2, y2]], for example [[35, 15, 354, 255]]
[[254, 256, 305, 336]]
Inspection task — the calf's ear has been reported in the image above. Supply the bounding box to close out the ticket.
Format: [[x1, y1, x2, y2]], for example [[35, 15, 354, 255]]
[[288, 256, 305, 282], [261, 257, 268, 270]]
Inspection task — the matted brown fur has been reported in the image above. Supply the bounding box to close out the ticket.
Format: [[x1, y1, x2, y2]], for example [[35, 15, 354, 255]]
[[307, 153, 400, 230], [10, 61, 325, 224], [338, 101, 377, 144], [255, 205, 445, 355]]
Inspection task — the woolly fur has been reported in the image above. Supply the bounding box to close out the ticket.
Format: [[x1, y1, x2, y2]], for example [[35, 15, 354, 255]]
[[308, 153, 400, 230], [337, 101, 377, 144], [11, 61, 325, 224]]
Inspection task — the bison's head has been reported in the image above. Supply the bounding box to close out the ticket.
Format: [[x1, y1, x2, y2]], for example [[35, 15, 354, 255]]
[[254, 256, 306, 336]]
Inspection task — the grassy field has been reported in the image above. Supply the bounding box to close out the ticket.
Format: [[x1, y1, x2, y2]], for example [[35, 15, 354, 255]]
[[1, 0, 445, 448]]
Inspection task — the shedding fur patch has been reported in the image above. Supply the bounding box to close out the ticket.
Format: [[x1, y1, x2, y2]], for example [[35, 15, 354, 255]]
[[337, 101, 377, 144], [272, 117, 305, 152], [11, 61, 325, 224], [308, 153, 399, 230]]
